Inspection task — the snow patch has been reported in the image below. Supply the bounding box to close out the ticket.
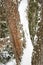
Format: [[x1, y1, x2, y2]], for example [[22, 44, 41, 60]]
[[6, 59, 16, 65], [18, 0, 33, 65]]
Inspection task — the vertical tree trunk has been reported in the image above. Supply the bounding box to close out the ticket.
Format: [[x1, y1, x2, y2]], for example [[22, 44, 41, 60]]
[[39, 1, 43, 65], [28, 0, 43, 65], [3, 0, 23, 65]]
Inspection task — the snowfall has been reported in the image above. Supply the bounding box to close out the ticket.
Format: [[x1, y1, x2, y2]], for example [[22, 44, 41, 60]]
[[0, 0, 33, 65]]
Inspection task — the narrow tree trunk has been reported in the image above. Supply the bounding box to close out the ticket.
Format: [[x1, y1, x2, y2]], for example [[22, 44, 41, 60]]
[[39, 1, 43, 65]]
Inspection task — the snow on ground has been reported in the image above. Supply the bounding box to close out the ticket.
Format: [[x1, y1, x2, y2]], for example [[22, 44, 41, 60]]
[[6, 59, 16, 65], [0, 59, 16, 65], [18, 0, 33, 65]]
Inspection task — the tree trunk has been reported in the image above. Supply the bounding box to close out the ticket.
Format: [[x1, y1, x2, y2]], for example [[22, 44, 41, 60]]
[[28, 0, 43, 65], [39, 2, 43, 65], [3, 0, 23, 65]]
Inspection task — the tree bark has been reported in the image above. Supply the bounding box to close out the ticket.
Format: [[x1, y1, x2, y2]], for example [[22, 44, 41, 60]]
[[3, 0, 23, 65], [28, 0, 43, 65]]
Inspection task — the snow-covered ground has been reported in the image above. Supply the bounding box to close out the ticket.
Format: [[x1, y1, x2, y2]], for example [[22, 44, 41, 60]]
[[18, 0, 33, 65], [0, 0, 33, 65], [0, 59, 16, 65], [6, 59, 16, 65]]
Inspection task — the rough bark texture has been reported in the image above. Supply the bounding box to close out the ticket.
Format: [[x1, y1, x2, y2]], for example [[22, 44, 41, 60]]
[[28, 0, 43, 65], [5, 1, 22, 65], [39, 2, 43, 65], [0, 0, 24, 65], [32, 1, 43, 65]]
